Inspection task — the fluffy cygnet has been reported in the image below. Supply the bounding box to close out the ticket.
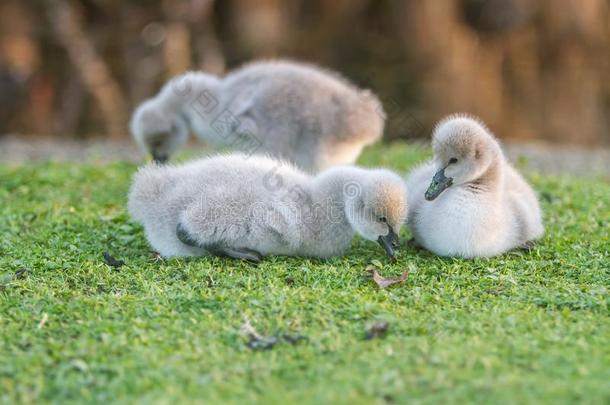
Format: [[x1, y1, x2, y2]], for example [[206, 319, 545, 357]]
[[405, 114, 543, 258], [128, 153, 407, 261], [130, 60, 385, 172]]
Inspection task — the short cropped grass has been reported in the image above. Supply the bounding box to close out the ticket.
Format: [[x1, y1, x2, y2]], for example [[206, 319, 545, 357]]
[[1, 143, 609, 404]]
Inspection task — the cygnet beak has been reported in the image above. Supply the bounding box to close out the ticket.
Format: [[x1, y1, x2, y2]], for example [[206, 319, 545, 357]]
[[152, 152, 168, 164], [425, 168, 453, 201], [389, 226, 400, 249], [377, 226, 399, 260]]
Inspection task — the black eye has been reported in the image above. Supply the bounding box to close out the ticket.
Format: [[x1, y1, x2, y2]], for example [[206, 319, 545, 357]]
[[449, 157, 458, 164], [379, 217, 387, 223]]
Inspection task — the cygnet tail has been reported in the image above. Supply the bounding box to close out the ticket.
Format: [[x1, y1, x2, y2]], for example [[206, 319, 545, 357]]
[[346, 90, 385, 144]]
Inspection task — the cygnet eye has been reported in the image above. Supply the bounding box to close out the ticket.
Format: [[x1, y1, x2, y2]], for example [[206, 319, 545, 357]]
[[378, 216, 387, 223], [449, 157, 458, 164]]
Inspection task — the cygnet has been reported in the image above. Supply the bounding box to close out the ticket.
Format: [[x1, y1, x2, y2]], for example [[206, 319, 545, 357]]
[[130, 60, 385, 172], [405, 114, 543, 258], [128, 153, 407, 261]]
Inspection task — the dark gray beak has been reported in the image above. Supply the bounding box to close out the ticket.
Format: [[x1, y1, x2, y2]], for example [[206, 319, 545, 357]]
[[377, 226, 399, 259], [425, 168, 453, 200], [389, 226, 400, 249], [152, 152, 168, 164]]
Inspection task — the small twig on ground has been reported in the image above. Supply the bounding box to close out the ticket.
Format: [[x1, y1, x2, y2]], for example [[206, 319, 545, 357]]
[[37, 313, 49, 329], [241, 318, 306, 351], [150, 250, 165, 264], [241, 319, 278, 350]]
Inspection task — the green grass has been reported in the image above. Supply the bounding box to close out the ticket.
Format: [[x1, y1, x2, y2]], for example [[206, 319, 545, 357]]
[[1, 143, 609, 404]]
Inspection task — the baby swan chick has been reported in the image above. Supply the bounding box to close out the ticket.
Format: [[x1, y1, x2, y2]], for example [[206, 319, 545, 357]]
[[130, 60, 384, 172], [406, 114, 543, 258], [128, 154, 407, 262]]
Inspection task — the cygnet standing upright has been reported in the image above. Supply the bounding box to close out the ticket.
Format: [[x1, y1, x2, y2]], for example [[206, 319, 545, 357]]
[[130, 60, 385, 172], [128, 154, 407, 261], [405, 114, 543, 258]]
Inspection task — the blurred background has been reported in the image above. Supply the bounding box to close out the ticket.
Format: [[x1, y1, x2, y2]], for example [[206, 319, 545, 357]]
[[0, 0, 608, 146]]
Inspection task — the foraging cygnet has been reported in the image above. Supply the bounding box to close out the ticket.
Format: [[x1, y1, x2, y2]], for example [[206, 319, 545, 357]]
[[128, 154, 407, 261], [130, 60, 384, 171], [405, 114, 543, 258]]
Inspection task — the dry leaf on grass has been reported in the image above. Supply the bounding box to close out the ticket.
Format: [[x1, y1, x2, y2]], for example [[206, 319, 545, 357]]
[[366, 265, 408, 289], [15, 268, 29, 279]]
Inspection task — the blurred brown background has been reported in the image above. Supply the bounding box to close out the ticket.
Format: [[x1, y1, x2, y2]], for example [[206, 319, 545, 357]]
[[1, 0, 608, 145]]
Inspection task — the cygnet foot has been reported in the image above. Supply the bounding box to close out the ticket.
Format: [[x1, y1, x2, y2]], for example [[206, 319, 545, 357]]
[[176, 222, 261, 262], [176, 222, 200, 247], [519, 240, 538, 252], [406, 237, 424, 251], [215, 247, 262, 263]]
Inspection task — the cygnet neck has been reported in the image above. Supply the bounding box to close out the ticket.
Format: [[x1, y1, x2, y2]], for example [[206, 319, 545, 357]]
[[469, 148, 504, 194], [312, 166, 368, 211], [161, 72, 222, 115]]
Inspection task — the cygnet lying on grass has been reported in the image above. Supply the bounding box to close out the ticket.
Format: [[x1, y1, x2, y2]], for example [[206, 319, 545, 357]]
[[130, 60, 384, 172], [405, 114, 543, 258], [128, 153, 407, 262]]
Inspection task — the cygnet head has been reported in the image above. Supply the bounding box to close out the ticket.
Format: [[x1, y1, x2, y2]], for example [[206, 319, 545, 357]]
[[130, 99, 189, 163], [344, 169, 408, 259], [426, 114, 500, 200]]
